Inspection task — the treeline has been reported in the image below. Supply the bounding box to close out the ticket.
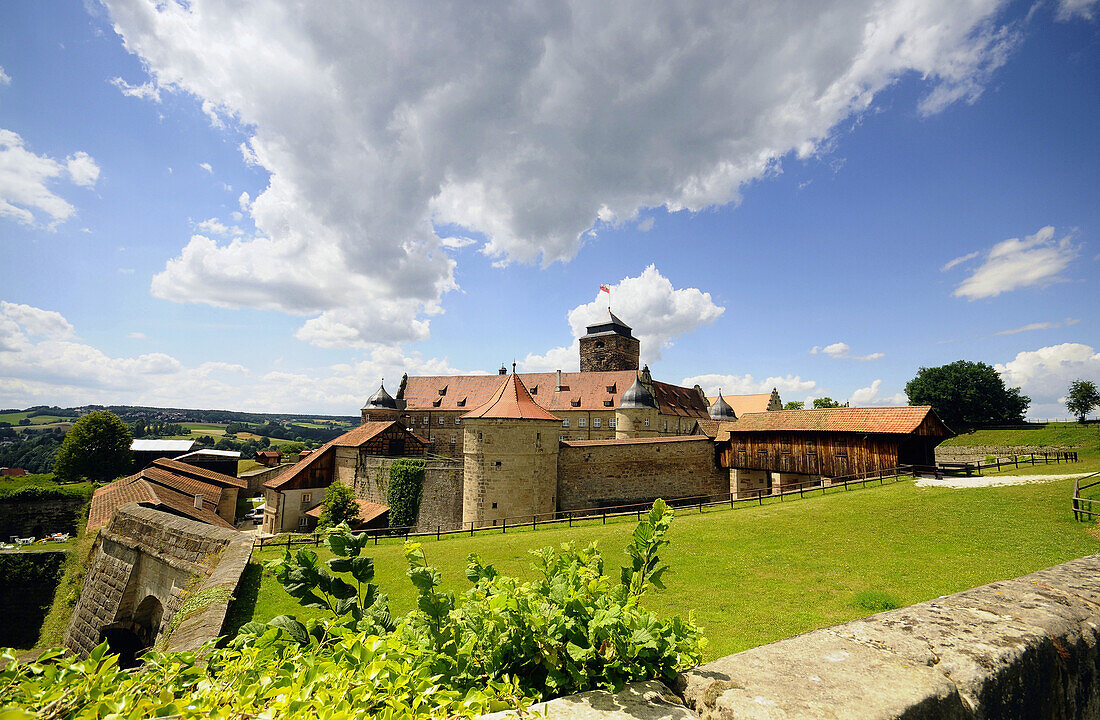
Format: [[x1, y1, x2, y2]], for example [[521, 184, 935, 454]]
[[128, 419, 187, 438], [84, 405, 356, 426], [229, 420, 343, 443], [193, 434, 308, 459], [0, 431, 64, 474]]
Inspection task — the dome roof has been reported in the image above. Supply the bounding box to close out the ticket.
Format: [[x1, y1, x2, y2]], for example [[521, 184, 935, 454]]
[[363, 382, 397, 410], [708, 391, 737, 420], [617, 376, 657, 410]]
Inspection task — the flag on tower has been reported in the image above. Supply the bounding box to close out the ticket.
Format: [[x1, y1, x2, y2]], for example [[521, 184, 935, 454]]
[[599, 284, 610, 294]]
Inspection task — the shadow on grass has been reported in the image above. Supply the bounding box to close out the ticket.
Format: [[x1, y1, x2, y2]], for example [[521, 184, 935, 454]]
[[221, 562, 263, 641]]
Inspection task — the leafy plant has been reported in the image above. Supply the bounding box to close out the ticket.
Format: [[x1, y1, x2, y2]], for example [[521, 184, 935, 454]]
[[318, 479, 361, 528], [387, 459, 424, 528]]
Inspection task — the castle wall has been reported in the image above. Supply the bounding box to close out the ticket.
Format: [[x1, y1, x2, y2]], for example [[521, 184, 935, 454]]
[[354, 456, 463, 532], [579, 333, 639, 372], [463, 419, 560, 528], [557, 436, 726, 511]]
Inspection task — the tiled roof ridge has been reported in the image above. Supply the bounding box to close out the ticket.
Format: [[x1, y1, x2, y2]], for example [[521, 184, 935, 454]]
[[461, 374, 562, 421], [152, 456, 246, 488]]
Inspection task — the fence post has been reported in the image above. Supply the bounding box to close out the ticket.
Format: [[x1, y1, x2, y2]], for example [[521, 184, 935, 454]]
[[532, 515, 536, 531], [730, 493, 735, 509], [602, 510, 606, 524], [502, 518, 506, 534], [437, 525, 441, 541], [287, 534, 291, 551], [569, 515, 572, 528], [470, 522, 474, 537]]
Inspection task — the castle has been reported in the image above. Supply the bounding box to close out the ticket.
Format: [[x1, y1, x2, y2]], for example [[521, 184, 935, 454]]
[[262, 312, 950, 534]]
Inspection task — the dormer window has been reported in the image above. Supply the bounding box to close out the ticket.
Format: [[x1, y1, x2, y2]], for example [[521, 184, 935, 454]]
[[530, 385, 537, 395], [438, 385, 448, 396], [457, 398, 466, 407], [432, 399, 442, 407], [606, 384, 616, 393], [570, 399, 581, 407], [603, 400, 613, 407]]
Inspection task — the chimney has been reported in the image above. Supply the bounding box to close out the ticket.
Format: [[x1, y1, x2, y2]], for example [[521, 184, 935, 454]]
[[499, 364, 507, 375], [556, 369, 562, 392], [194, 493, 203, 510]]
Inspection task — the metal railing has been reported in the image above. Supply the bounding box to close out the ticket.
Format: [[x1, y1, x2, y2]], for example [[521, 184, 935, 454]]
[[935, 451, 1078, 477], [255, 466, 913, 550]]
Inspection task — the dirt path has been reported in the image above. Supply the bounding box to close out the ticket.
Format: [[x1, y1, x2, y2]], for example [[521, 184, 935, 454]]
[[914, 473, 1091, 489]]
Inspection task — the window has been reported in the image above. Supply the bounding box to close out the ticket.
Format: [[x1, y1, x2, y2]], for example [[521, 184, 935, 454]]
[[606, 384, 616, 393], [603, 400, 613, 407], [439, 417, 445, 425], [494, 460, 502, 468], [562, 419, 570, 428], [593, 418, 601, 428], [491, 502, 498, 509], [301, 493, 311, 504], [298, 517, 309, 529], [455, 417, 461, 425], [663, 421, 668, 431], [609, 418, 616, 428], [571, 399, 581, 407], [644, 417, 650, 427], [578, 418, 587, 427], [457, 398, 466, 407], [450, 434, 456, 445], [423, 416, 428, 425]]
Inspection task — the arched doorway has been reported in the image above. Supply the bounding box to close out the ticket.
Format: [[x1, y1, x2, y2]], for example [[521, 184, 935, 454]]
[[100, 595, 163, 668]]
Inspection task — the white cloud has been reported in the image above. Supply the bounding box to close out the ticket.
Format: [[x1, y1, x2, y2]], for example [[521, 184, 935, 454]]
[[681, 372, 818, 399], [850, 379, 883, 405], [954, 226, 1079, 300], [518, 341, 581, 373], [118, 268, 135, 275], [0, 302, 465, 413], [194, 217, 230, 235], [940, 251, 979, 272], [637, 217, 655, 233], [127, 331, 146, 339], [110, 76, 161, 102], [104, 0, 1020, 347], [198, 162, 212, 173], [995, 343, 1100, 405], [0, 66, 10, 86], [1057, 0, 1100, 20], [0, 129, 99, 228], [439, 235, 477, 249], [810, 341, 883, 361], [993, 318, 1078, 336]]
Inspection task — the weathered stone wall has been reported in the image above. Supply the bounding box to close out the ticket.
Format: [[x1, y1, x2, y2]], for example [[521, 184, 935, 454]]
[[490, 554, 1100, 719], [0, 496, 85, 539], [65, 505, 250, 658], [936, 444, 1078, 462], [557, 437, 726, 511], [239, 465, 286, 494], [354, 456, 463, 532], [579, 333, 640, 372], [463, 418, 560, 528]]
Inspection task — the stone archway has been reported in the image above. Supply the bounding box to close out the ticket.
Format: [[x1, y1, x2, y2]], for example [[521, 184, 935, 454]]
[[100, 595, 163, 668]]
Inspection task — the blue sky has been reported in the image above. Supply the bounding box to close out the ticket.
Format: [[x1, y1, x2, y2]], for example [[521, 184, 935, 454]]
[[1, 0, 1098, 418]]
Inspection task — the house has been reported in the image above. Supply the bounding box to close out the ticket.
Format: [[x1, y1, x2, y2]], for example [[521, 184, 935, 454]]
[[255, 450, 282, 467], [715, 405, 952, 496], [88, 457, 247, 531], [130, 439, 196, 469], [172, 448, 240, 478], [261, 421, 426, 534], [0, 467, 27, 477]]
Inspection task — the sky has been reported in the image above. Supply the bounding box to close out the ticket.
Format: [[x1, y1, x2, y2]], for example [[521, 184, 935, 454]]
[[1, 0, 1098, 420]]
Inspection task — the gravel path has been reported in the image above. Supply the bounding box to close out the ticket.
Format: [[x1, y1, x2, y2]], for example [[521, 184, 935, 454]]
[[914, 473, 1091, 489]]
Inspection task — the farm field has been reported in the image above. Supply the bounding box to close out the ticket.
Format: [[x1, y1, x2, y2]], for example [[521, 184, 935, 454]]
[[233, 476, 1099, 661]]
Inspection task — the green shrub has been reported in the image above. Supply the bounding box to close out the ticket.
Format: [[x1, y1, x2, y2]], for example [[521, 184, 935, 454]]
[[852, 590, 900, 613], [387, 459, 424, 528]]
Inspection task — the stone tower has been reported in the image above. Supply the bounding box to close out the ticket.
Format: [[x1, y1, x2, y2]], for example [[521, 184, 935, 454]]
[[460, 373, 562, 528], [361, 381, 400, 424], [615, 375, 658, 438], [578, 311, 640, 372]]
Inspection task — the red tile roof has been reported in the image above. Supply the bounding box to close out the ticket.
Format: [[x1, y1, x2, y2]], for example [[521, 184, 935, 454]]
[[304, 499, 389, 525], [330, 421, 425, 448], [716, 406, 949, 437], [264, 437, 339, 490], [461, 374, 562, 421], [88, 469, 234, 531], [707, 393, 773, 417], [402, 371, 709, 419], [150, 457, 246, 488]]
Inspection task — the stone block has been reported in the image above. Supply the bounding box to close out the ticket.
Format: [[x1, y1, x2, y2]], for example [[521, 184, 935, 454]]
[[484, 681, 695, 720]]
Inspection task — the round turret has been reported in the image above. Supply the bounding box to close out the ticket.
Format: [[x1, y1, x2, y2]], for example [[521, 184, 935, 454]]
[[708, 390, 737, 421], [618, 376, 657, 409], [361, 381, 399, 423], [615, 375, 659, 439]]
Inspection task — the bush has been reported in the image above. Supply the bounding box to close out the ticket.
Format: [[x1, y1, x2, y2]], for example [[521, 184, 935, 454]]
[[387, 459, 424, 528]]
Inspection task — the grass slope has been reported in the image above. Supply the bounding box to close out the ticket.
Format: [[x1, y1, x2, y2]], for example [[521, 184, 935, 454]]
[[234, 478, 1099, 660], [939, 422, 1100, 475]]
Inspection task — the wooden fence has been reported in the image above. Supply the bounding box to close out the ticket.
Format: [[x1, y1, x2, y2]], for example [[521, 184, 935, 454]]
[[936, 451, 1078, 477], [1073, 472, 1100, 522], [255, 466, 913, 550]]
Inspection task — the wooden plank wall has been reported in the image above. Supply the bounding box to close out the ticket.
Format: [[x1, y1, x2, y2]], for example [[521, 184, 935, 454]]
[[718, 432, 903, 477]]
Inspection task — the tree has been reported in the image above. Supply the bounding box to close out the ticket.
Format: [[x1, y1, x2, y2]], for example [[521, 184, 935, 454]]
[[905, 360, 1029, 432], [783, 401, 805, 410], [813, 397, 842, 409], [319, 480, 361, 528], [53, 410, 133, 482], [1066, 379, 1100, 423]]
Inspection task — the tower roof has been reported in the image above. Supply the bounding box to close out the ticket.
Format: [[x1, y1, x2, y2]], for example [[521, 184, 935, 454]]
[[708, 391, 737, 420], [618, 375, 657, 409], [363, 382, 397, 410], [461, 374, 562, 421], [583, 310, 635, 339]]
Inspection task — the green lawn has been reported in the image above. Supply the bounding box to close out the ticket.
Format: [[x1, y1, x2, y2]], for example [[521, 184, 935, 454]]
[[939, 422, 1100, 476], [230, 477, 1099, 660]]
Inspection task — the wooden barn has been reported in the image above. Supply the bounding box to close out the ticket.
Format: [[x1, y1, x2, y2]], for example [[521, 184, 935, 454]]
[[715, 406, 952, 496]]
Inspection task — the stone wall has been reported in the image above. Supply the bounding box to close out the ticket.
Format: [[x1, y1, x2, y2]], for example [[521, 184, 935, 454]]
[[239, 465, 286, 494], [0, 495, 85, 539], [65, 505, 251, 659], [491, 554, 1100, 719], [557, 436, 726, 511], [0, 550, 66, 648], [354, 456, 463, 532], [936, 445, 1078, 462]]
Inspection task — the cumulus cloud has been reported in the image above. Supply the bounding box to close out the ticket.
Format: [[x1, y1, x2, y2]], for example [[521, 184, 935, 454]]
[[0, 129, 99, 228], [681, 372, 818, 398], [0, 66, 10, 86], [127, 331, 146, 339], [850, 379, 883, 405], [995, 343, 1100, 405], [198, 162, 212, 173], [519, 265, 724, 370], [193, 217, 232, 236], [104, 0, 1020, 346], [0, 302, 464, 413], [810, 341, 884, 361], [954, 226, 1079, 300], [1057, 0, 1100, 20]]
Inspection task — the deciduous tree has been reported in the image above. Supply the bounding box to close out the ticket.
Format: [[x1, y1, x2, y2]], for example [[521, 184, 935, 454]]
[[904, 360, 1029, 432], [1066, 379, 1100, 423], [319, 480, 361, 528], [783, 401, 805, 410], [812, 397, 842, 409], [53, 411, 133, 482]]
